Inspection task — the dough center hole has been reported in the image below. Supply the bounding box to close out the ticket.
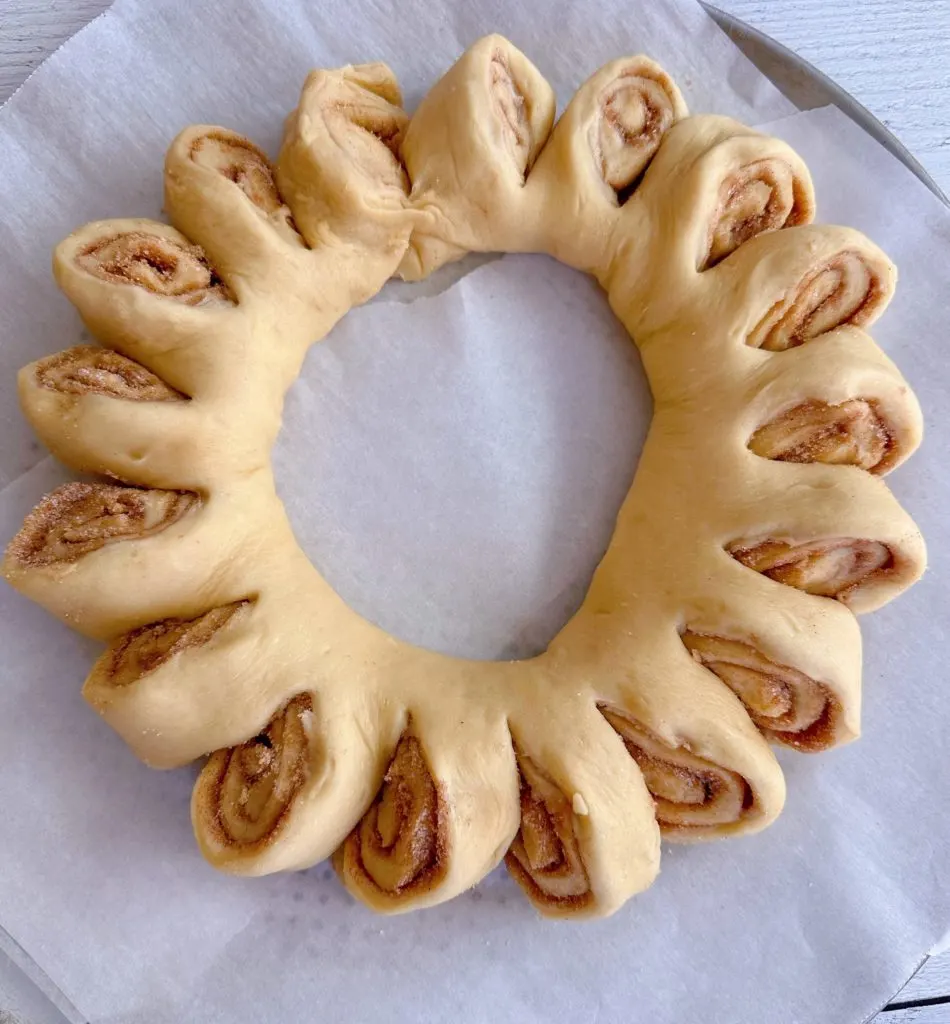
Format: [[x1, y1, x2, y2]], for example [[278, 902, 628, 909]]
[[273, 254, 651, 660]]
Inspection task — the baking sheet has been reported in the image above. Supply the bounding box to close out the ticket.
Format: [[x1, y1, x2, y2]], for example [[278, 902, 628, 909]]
[[0, 1, 947, 1021]]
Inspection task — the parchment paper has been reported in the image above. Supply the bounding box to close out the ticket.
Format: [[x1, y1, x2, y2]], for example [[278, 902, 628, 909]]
[[0, 1, 947, 1021]]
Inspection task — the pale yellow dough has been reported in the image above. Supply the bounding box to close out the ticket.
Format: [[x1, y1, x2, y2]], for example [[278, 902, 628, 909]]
[[2, 35, 926, 919]]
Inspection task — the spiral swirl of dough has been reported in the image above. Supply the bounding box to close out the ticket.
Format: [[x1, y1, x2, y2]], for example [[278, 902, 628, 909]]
[[32, 345, 184, 402], [682, 633, 840, 751], [596, 63, 682, 193], [704, 158, 810, 268], [730, 537, 893, 600], [343, 735, 444, 895], [6, 482, 196, 568], [601, 709, 752, 835], [749, 399, 891, 472], [749, 250, 886, 350], [505, 753, 592, 910], [195, 693, 314, 850], [104, 602, 248, 688], [77, 231, 233, 305]]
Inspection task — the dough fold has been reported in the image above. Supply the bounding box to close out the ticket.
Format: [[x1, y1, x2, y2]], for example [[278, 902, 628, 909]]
[[527, 56, 686, 274], [505, 703, 660, 918], [336, 702, 520, 914], [276, 62, 413, 265], [600, 708, 752, 836], [399, 34, 556, 279], [682, 633, 842, 751], [194, 686, 401, 875]]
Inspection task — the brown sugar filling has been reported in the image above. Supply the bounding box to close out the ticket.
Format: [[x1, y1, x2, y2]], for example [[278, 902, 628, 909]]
[[198, 693, 314, 849], [490, 52, 531, 174], [190, 130, 302, 243], [600, 707, 752, 833], [682, 632, 842, 751], [34, 346, 184, 402], [729, 537, 893, 600], [505, 751, 593, 910], [749, 250, 884, 351], [191, 132, 284, 214], [597, 66, 678, 194], [348, 734, 446, 895], [749, 399, 892, 473], [77, 232, 233, 305], [106, 601, 249, 687], [7, 482, 197, 568], [704, 158, 809, 269]]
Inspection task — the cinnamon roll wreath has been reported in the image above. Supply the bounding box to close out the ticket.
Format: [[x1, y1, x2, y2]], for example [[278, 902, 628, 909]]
[[3, 36, 925, 918]]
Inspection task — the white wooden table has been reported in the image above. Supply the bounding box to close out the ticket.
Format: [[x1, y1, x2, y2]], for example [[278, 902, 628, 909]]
[[1, 0, 948, 1020]]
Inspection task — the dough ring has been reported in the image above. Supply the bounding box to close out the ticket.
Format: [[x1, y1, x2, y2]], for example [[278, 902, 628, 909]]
[[3, 36, 926, 919]]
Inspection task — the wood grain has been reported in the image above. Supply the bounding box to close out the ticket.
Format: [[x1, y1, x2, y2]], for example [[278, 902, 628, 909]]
[[0, 0, 109, 100], [0, 0, 948, 1017], [1, 0, 950, 194], [725, 8, 950, 1017], [724, 0, 950, 190], [894, 955, 950, 1006], [884, 1006, 950, 1024]]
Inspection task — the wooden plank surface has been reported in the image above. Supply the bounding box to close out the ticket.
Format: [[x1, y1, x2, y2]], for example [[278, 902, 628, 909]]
[[0, 0, 108, 101], [0, 0, 948, 1018], [884, 1006, 950, 1024], [896, 957, 950, 1005], [3, 0, 949, 191], [727, 16, 950, 1018], [2, 0, 950, 196], [725, 0, 950, 191]]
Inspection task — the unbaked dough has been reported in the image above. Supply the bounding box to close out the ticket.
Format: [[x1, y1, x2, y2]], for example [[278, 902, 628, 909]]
[[2, 35, 926, 918]]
